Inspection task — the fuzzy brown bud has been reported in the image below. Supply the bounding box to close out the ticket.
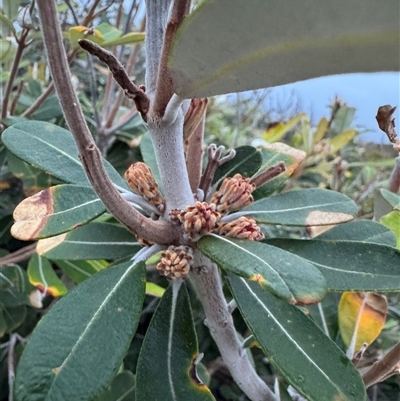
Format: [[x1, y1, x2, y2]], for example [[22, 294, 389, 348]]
[[157, 245, 193, 280], [125, 162, 164, 209], [211, 174, 255, 214], [216, 217, 264, 241], [170, 202, 220, 241]]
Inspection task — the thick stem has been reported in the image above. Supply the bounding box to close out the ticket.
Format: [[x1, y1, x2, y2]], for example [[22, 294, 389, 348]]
[[144, 0, 172, 99], [190, 252, 276, 401], [149, 112, 194, 213], [36, 0, 178, 245]]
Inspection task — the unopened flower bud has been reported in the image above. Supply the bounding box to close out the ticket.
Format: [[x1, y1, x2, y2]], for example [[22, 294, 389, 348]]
[[125, 162, 164, 209], [170, 202, 220, 241], [211, 174, 255, 214], [157, 245, 194, 280], [216, 216, 264, 241]]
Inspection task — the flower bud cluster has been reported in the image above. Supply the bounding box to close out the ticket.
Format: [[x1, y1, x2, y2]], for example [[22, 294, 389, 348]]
[[170, 174, 263, 242], [156, 245, 194, 280], [125, 162, 164, 209], [211, 174, 255, 214]]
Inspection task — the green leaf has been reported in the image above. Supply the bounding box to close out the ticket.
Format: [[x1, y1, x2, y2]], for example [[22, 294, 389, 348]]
[[252, 143, 305, 200], [11, 185, 106, 241], [0, 12, 16, 35], [30, 95, 63, 120], [139, 133, 162, 190], [238, 188, 357, 226], [262, 113, 305, 143], [380, 188, 400, 210], [37, 222, 141, 260], [329, 129, 357, 153], [213, 146, 262, 184], [381, 211, 400, 249], [0, 304, 26, 335], [109, 371, 135, 401], [0, 37, 17, 62], [329, 106, 356, 136], [56, 259, 107, 283], [0, 265, 30, 307], [2, 121, 128, 189], [265, 239, 400, 291], [15, 260, 146, 401], [315, 220, 396, 247], [102, 32, 145, 47], [145, 282, 165, 298], [227, 274, 366, 401], [27, 254, 68, 297], [198, 236, 327, 304], [136, 282, 215, 401], [96, 22, 122, 43], [7, 151, 53, 193], [169, 0, 398, 98]]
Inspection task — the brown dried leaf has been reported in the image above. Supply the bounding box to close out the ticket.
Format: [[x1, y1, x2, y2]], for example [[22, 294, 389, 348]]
[[376, 105, 397, 146]]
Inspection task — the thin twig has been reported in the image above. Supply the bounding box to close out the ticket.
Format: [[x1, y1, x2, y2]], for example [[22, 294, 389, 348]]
[[103, 108, 138, 136], [1, 28, 30, 119], [150, 0, 190, 118], [81, 0, 102, 26], [250, 162, 286, 189], [36, 0, 179, 245], [0, 243, 36, 267], [104, 17, 145, 130], [79, 39, 149, 120], [9, 80, 24, 115], [363, 341, 400, 388]]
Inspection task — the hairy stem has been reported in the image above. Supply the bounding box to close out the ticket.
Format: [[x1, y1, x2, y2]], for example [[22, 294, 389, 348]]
[[144, 0, 172, 98], [36, 0, 178, 245], [191, 252, 276, 401]]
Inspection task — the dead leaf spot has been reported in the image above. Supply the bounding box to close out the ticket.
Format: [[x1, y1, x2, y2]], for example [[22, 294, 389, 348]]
[[11, 188, 54, 240], [36, 233, 67, 256], [306, 211, 354, 226]]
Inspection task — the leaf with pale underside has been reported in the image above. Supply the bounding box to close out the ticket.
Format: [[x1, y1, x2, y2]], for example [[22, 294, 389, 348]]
[[136, 282, 215, 401], [169, 0, 399, 98], [380, 188, 400, 210], [11, 185, 106, 241], [15, 260, 146, 401], [265, 238, 400, 291], [198, 235, 327, 304], [37, 222, 141, 260], [2, 121, 128, 189], [252, 143, 306, 200], [235, 188, 357, 226], [27, 254, 68, 297], [227, 274, 366, 401]]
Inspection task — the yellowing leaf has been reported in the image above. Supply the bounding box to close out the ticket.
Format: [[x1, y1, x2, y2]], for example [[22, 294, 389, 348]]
[[313, 117, 329, 144], [263, 113, 305, 143], [338, 292, 387, 356], [381, 211, 400, 249], [145, 282, 165, 297], [68, 26, 105, 49], [329, 129, 357, 153], [27, 254, 68, 297]]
